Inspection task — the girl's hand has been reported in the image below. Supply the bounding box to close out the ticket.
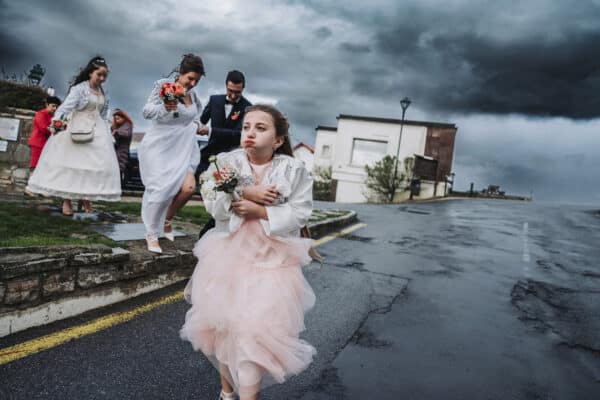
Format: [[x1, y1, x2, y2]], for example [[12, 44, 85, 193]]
[[242, 184, 279, 205], [164, 100, 178, 111], [231, 199, 267, 219]]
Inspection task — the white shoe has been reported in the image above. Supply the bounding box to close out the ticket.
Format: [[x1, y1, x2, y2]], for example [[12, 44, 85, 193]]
[[219, 390, 236, 400], [145, 234, 162, 254], [164, 219, 175, 242]]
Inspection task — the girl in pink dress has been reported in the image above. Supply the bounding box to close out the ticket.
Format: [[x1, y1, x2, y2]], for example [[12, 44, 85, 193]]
[[180, 104, 316, 400]]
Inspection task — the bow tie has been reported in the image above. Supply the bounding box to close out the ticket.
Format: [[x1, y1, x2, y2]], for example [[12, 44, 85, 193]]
[[225, 99, 236, 105]]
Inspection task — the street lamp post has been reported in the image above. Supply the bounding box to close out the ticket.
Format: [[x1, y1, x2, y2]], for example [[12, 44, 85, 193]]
[[390, 97, 411, 202]]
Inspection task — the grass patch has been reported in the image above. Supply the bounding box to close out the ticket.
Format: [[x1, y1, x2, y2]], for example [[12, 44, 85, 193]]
[[96, 201, 141, 215], [0, 202, 116, 247], [97, 201, 211, 225]]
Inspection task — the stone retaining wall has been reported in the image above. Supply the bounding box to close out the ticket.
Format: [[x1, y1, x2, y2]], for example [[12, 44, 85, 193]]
[[0, 245, 195, 336], [0, 107, 35, 192]]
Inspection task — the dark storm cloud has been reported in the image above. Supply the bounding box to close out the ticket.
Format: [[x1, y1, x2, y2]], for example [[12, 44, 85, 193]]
[[340, 42, 371, 53], [295, 0, 600, 120], [376, 28, 600, 118], [313, 26, 332, 39], [3, 0, 600, 202]]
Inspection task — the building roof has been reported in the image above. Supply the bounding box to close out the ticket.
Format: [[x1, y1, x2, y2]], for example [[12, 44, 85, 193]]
[[337, 114, 457, 129], [293, 142, 315, 153], [315, 125, 337, 132]]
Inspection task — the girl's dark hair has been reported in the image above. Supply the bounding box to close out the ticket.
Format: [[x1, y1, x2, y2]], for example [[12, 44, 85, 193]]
[[244, 104, 294, 157], [178, 53, 205, 76], [70, 55, 108, 90]]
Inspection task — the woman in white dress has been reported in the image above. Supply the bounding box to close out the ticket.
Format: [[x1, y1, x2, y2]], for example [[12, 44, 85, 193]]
[[139, 54, 206, 253], [26, 56, 121, 214]]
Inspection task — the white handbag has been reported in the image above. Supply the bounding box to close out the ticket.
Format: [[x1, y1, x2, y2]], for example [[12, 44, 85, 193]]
[[68, 111, 96, 143]]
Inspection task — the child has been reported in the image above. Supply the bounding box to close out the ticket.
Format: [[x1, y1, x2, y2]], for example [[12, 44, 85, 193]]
[[180, 104, 316, 400], [28, 96, 61, 171]]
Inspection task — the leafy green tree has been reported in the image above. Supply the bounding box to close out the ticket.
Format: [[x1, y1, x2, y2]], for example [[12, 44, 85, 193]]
[[364, 156, 414, 203], [313, 165, 333, 201]]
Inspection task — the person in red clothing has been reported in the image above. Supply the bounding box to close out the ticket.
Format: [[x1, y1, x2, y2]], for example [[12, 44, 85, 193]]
[[28, 96, 62, 170]]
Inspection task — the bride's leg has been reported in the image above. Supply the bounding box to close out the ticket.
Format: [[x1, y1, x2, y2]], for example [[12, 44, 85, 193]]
[[165, 172, 196, 223], [141, 191, 169, 252]]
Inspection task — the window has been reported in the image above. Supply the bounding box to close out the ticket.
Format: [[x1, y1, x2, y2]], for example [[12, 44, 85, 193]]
[[321, 145, 331, 157], [350, 139, 387, 166]]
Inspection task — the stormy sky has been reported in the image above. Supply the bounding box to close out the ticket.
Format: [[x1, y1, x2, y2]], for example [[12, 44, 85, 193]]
[[2, 0, 600, 203]]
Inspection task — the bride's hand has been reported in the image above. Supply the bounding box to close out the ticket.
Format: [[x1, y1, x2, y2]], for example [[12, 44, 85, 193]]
[[164, 100, 178, 111], [231, 199, 267, 219], [242, 185, 279, 205]]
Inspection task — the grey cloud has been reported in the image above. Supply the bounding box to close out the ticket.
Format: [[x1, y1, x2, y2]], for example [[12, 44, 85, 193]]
[[3, 0, 600, 202], [313, 26, 332, 39], [340, 42, 371, 53]]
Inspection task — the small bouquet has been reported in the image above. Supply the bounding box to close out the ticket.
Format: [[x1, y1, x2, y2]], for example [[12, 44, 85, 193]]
[[48, 115, 68, 135], [201, 155, 241, 201], [159, 82, 186, 118]]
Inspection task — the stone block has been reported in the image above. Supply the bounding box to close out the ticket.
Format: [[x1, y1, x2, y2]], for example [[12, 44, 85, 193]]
[[12, 144, 30, 165], [4, 276, 40, 305], [0, 257, 68, 280], [0, 283, 5, 302], [120, 261, 150, 279], [42, 269, 76, 296], [72, 253, 103, 266], [78, 265, 119, 289], [12, 168, 29, 180]]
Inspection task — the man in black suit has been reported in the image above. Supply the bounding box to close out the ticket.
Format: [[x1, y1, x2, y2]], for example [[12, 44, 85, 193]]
[[197, 70, 252, 174], [197, 70, 252, 237]]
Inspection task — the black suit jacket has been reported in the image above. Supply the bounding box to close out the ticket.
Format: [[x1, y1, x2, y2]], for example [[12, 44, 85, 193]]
[[198, 94, 252, 174]]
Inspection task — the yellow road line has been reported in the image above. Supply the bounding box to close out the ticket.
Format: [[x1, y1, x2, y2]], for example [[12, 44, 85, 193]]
[[0, 291, 183, 365], [312, 223, 368, 247], [0, 222, 366, 365]]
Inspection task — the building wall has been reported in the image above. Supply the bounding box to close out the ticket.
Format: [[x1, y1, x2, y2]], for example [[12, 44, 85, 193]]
[[313, 129, 336, 171], [332, 118, 427, 203], [424, 126, 457, 181], [293, 146, 314, 171]]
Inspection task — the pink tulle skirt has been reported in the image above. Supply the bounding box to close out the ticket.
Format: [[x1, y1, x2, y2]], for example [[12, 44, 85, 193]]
[[180, 219, 316, 395]]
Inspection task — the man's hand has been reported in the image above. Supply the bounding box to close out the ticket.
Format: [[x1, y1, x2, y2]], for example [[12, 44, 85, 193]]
[[197, 126, 210, 136], [231, 199, 268, 219], [242, 184, 279, 205]]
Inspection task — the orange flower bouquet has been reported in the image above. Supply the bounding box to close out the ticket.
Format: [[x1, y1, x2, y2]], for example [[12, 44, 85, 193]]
[[159, 82, 186, 118], [48, 115, 68, 134]]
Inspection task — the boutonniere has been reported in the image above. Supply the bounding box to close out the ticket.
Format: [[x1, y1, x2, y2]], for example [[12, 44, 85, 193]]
[[231, 111, 241, 121]]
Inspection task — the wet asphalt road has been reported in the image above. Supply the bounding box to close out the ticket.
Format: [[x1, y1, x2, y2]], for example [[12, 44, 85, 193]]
[[1, 199, 599, 399]]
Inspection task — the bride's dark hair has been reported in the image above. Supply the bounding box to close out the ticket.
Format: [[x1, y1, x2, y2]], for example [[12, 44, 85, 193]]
[[70, 55, 108, 91], [166, 53, 206, 78]]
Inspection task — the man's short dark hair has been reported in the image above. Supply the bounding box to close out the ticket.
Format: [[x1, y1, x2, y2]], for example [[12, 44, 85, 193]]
[[226, 70, 245, 87], [46, 96, 61, 105]]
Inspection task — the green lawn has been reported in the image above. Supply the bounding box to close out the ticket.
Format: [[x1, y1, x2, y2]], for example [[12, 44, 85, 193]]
[[97, 201, 211, 225], [0, 202, 116, 247], [0, 200, 210, 248]]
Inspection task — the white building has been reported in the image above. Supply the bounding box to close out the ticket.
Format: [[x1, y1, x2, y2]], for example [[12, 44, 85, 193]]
[[292, 142, 315, 172], [314, 114, 457, 203]]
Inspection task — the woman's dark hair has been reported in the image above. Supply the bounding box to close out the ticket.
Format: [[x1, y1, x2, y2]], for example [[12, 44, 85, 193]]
[[178, 53, 205, 76], [244, 104, 294, 157], [70, 55, 108, 90], [112, 108, 134, 130]]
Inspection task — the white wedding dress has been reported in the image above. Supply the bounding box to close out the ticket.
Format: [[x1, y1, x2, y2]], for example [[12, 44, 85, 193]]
[[27, 91, 121, 201], [138, 78, 202, 237]]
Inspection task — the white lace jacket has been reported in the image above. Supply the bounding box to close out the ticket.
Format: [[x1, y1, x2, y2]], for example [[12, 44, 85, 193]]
[[52, 81, 110, 122], [201, 148, 313, 238], [142, 78, 203, 125]]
